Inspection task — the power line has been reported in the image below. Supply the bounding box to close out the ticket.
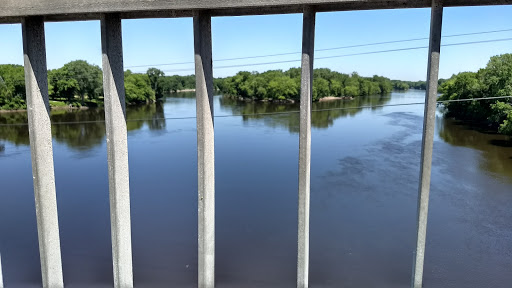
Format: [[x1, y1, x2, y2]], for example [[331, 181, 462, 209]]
[[316, 38, 512, 60], [316, 28, 512, 52], [156, 37, 512, 74], [125, 28, 512, 69], [437, 95, 512, 102], [4, 37, 511, 104], [32, 29, 512, 80], [127, 61, 194, 69], [0, 95, 511, 127]]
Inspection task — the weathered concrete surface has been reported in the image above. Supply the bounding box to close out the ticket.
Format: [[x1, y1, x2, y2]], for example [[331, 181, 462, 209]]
[[412, 1, 443, 288], [101, 13, 134, 288], [297, 6, 315, 288], [1, 0, 511, 23], [194, 10, 215, 288], [0, 252, 4, 288], [22, 16, 64, 288]]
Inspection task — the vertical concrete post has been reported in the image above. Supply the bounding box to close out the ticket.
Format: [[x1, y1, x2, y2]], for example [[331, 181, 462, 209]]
[[0, 253, 4, 288], [101, 13, 134, 288], [412, 1, 443, 288], [194, 10, 215, 288], [297, 6, 315, 288], [22, 16, 64, 288]]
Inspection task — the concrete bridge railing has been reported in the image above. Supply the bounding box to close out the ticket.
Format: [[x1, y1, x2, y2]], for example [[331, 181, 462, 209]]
[[0, 0, 510, 287]]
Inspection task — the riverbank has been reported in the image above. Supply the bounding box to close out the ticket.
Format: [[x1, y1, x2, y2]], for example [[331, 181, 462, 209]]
[[0, 97, 162, 112], [225, 95, 296, 103], [225, 94, 367, 103], [437, 54, 512, 136], [319, 96, 355, 102], [0, 105, 90, 113], [176, 88, 196, 92]]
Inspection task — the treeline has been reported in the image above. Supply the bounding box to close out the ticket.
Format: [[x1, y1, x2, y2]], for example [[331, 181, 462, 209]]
[[216, 68, 394, 101], [391, 80, 426, 90], [0, 64, 26, 110], [438, 53, 512, 136], [390, 79, 447, 91], [0, 61, 195, 110], [146, 68, 195, 95]]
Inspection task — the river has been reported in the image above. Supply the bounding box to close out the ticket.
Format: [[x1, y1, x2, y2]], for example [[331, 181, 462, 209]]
[[1, 90, 511, 287]]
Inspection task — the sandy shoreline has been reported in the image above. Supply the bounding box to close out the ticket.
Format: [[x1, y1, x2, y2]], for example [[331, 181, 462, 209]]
[[318, 96, 354, 102]]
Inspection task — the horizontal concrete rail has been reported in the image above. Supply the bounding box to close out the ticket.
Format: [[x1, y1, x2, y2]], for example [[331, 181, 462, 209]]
[[1, 0, 512, 23]]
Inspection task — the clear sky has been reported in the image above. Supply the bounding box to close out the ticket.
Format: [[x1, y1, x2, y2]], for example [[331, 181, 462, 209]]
[[0, 5, 511, 81]]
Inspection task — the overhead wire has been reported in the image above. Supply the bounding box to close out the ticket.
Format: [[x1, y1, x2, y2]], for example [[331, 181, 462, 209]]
[[28, 29, 512, 81], [36, 36, 512, 91], [2, 29, 511, 127], [125, 27, 512, 69], [157, 37, 512, 74]]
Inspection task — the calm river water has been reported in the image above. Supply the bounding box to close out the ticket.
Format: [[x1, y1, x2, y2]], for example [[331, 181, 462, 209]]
[[1, 90, 511, 287]]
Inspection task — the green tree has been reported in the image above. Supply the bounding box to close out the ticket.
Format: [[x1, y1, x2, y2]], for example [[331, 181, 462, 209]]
[[313, 78, 330, 101], [330, 79, 344, 97], [439, 72, 484, 120], [124, 70, 155, 104], [62, 60, 102, 104], [498, 112, 512, 135], [480, 54, 512, 97], [439, 53, 512, 135], [344, 76, 360, 97], [490, 101, 512, 135], [48, 68, 79, 102], [0, 64, 26, 110], [147, 68, 165, 98], [218, 68, 392, 101]]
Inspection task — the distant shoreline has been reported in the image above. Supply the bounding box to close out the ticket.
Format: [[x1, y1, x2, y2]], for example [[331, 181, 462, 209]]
[[226, 95, 361, 103], [0, 106, 89, 113]]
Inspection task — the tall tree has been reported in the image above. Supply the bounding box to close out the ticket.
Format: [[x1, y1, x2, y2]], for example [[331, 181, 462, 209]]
[[146, 68, 165, 97], [439, 53, 512, 135], [125, 70, 156, 104], [62, 60, 102, 104]]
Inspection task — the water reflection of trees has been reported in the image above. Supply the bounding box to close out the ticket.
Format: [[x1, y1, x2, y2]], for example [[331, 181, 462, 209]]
[[219, 95, 392, 133], [164, 91, 196, 99], [438, 117, 512, 180], [0, 112, 31, 146], [0, 102, 166, 151], [126, 102, 166, 132]]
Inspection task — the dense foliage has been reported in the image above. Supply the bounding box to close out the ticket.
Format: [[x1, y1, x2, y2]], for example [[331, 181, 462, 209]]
[[48, 60, 103, 105], [216, 68, 394, 101], [159, 75, 195, 94], [0, 64, 26, 110], [0, 61, 157, 110], [392, 80, 426, 90], [390, 79, 448, 91], [439, 53, 512, 135], [125, 70, 156, 104]]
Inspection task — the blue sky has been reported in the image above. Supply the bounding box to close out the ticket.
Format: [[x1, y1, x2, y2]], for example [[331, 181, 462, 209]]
[[0, 5, 511, 81]]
